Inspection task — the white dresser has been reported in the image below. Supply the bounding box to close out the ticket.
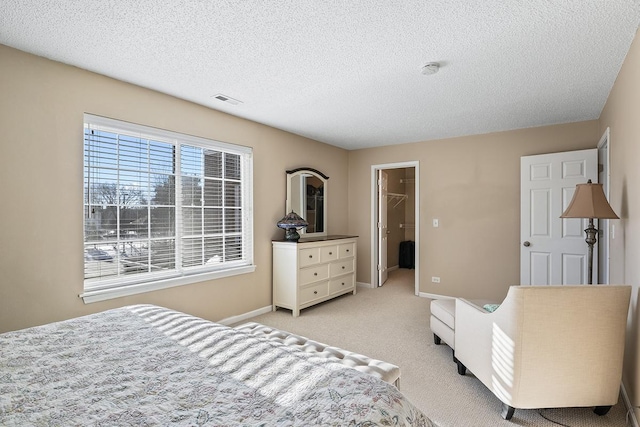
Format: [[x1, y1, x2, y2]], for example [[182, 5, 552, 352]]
[[272, 235, 358, 316]]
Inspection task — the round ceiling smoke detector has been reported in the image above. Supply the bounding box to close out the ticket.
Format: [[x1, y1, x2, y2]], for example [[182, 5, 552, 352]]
[[421, 62, 440, 75]]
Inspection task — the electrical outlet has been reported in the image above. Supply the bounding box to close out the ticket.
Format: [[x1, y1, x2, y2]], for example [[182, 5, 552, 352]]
[[433, 218, 439, 227], [431, 276, 440, 283]]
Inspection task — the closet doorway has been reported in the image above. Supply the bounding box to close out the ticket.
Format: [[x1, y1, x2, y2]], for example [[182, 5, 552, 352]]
[[371, 161, 419, 295]]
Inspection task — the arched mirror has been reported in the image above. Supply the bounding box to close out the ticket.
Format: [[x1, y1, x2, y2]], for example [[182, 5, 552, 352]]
[[286, 168, 328, 237]]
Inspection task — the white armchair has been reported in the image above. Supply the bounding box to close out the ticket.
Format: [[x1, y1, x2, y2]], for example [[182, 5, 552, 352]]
[[454, 285, 631, 420]]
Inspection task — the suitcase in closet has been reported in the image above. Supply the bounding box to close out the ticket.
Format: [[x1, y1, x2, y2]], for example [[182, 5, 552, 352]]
[[399, 240, 415, 269]]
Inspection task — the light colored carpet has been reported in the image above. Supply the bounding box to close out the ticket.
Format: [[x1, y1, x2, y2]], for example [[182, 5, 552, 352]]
[[237, 269, 631, 426]]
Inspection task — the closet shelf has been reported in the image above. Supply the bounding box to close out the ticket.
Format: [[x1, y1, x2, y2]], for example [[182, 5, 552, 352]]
[[400, 223, 415, 229], [387, 192, 407, 208]]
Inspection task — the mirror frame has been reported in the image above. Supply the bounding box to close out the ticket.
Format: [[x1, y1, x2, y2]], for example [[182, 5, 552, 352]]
[[286, 167, 329, 238]]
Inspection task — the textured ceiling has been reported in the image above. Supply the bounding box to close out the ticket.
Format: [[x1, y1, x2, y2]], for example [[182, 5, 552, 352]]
[[2, 1, 640, 150]]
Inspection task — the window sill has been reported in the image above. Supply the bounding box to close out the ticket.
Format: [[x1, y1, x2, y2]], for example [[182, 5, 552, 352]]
[[80, 264, 257, 304]]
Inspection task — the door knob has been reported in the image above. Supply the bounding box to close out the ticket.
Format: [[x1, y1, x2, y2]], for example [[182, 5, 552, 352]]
[[523, 241, 531, 247]]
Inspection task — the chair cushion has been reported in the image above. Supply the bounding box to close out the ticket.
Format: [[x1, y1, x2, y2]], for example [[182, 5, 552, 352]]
[[431, 299, 456, 329], [430, 314, 455, 348], [431, 298, 498, 330]]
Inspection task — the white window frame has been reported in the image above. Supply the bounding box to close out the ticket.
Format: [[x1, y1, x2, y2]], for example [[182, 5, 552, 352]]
[[80, 114, 255, 303]]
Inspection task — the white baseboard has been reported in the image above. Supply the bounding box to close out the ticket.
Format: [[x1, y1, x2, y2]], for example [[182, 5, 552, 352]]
[[357, 281, 375, 289], [217, 305, 272, 326], [622, 382, 639, 427], [419, 292, 455, 300], [388, 265, 399, 272]]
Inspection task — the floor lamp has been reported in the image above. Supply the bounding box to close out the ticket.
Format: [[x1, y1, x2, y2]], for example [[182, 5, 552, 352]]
[[560, 180, 619, 284]]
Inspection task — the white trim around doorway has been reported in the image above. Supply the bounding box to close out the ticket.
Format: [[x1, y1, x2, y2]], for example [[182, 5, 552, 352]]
[[370, 161, 420, 295], [597, 127, 611, 285]]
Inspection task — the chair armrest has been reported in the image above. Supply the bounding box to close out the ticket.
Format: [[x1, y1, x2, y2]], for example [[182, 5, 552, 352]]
[[455, 298, 496, 351], [455, 298, 512, 391]]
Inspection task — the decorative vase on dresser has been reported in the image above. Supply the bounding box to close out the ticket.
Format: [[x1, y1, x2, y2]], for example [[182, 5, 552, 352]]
[[272, 235, 358, 316]]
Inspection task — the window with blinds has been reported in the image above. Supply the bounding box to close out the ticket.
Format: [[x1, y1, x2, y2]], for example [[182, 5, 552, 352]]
[[81, 114, 254, 303]]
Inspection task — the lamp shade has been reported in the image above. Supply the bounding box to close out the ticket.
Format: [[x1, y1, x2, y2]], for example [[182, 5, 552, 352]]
[[277, 211, 309, 229], [560, 180, 619, 219], [277, 211, 308, 241]]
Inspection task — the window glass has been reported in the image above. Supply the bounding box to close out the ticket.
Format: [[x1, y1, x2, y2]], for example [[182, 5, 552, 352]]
[[83, 114, 253, 296]]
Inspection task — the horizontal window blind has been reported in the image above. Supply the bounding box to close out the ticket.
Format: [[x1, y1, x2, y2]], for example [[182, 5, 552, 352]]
[[83, 114, 253, 295]]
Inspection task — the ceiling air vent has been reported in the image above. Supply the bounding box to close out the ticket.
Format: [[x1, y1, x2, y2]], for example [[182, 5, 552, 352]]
[[212, 93, 243, 106]]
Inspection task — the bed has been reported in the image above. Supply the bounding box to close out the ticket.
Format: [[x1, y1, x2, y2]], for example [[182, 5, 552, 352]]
[[0, 304, 436, 426]]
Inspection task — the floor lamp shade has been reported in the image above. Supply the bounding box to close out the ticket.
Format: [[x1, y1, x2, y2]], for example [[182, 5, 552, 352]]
[[560, 180, 618, 284], [560, 180, 619, 220]]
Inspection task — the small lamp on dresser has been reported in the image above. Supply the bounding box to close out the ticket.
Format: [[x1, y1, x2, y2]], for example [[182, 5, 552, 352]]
[[277, 211, 308, 241]]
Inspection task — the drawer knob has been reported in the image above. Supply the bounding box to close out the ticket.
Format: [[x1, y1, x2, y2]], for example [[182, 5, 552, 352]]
[[314, 291, 318, 295], [341, 282, 345, 286], [314, 272, 318, 276], [329, 252, 332, 255], [346, 249, 350, 252], [342, 266, 345, 269], [309, 255, 313, 258]]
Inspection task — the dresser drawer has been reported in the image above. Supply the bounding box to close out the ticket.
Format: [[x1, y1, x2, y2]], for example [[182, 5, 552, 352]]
[[338, 242, 355, 259], [320, 245, 339, 263], [329, 274, 354, 294], [330, 259, 354, 277], [299, 264, 329, 285], [299, 247, 321, 267], [300, 282, 329, 304]]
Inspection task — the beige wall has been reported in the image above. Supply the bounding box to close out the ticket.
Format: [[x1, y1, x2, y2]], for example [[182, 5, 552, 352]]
[[0, 45, 349, 333], [3, 35, 639, 417], [599, 29, 640, 417], [348, 121, 599, 301]]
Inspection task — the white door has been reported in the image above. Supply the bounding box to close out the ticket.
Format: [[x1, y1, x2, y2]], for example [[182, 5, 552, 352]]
[[521, 149, 598, 285], [378, 170, 389, 286]]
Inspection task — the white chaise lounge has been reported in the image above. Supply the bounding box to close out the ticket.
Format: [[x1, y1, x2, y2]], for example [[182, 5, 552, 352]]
[[454, 285, 631, 420]]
